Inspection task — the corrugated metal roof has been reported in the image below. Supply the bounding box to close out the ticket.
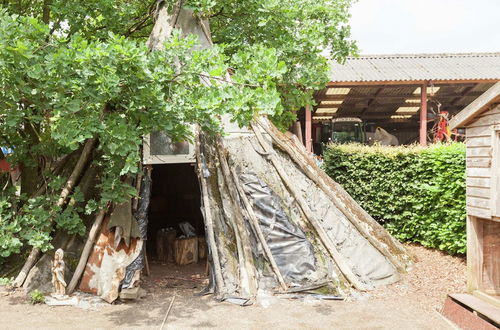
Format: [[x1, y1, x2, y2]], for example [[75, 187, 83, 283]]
[[329, 53, 500, 83]]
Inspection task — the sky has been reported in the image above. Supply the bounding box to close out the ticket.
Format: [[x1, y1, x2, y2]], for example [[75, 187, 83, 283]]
[[348, 0, 500, 55]]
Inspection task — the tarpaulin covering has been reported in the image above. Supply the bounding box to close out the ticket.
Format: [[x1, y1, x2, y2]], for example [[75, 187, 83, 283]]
[[122, 174, 151, 288], [274, 149, 399, 288], [240, 172, 316, 282]]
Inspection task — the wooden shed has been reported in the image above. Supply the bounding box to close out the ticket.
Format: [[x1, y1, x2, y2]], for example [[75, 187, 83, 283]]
[[445, 82, 500, 327]]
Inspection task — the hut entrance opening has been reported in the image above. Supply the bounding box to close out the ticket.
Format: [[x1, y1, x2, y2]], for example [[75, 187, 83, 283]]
[[146, 163, 208, 289]]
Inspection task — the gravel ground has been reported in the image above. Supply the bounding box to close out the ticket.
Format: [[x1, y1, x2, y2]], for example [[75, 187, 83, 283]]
[[0, 244, 463, 329], [370, 243, 467, 312]]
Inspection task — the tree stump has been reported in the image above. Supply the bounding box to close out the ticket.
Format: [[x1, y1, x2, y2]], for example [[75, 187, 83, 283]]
[[197, 236, 207, 260], [174, 237, 198, 265], [156, 228, 177, 262]]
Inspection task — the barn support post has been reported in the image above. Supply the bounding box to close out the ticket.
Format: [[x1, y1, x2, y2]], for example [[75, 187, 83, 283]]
[[419, 81, 428, 146], [305, 104, 312, 153]]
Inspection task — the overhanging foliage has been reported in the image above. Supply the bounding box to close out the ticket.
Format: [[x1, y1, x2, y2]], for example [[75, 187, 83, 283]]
[[0, 0, 356, 266]]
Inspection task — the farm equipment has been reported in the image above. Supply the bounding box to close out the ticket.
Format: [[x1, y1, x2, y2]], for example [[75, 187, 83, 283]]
[[321, 117, 376, 144]]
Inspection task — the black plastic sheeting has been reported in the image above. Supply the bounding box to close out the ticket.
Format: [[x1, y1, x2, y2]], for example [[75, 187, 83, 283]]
[[239, 172, 317, 283], [122, 174, 151, 288]]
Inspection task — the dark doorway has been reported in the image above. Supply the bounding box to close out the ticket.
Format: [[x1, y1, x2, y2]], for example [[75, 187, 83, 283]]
[[144, 163, 207, 292], [147, 163, 205, 258]]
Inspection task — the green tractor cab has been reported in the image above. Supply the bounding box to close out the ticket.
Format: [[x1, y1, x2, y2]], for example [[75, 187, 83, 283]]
[[322, 117, 375, 144]]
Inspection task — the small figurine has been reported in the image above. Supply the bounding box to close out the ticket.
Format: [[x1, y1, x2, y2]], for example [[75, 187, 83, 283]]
[[51, 248, 67, 296]]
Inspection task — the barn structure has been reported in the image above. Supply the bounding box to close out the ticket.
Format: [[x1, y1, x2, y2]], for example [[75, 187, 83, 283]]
[[441, 82, 500, 328], [301, 53, 500, 152]]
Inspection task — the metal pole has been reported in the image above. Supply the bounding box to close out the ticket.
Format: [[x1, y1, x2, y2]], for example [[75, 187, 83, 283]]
[[305, 104, 312, 152], [419, 82, 428, 146]]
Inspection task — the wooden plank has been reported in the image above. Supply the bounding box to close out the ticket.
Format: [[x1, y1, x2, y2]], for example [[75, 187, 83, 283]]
[[467, 158, 491, 168], [468, 206, 491, 218], [467, 217, 483, 292], [466, 112, 500, 128], [467, 147, 492, 158], [478, 105, 500, 117], [467, 177, 491, 188], [466, 136, 492, 148], [449, 293, 500, 325], [473, 290, 500, 309], [467, 187, 490, 199], [449, 82, 500, 129], [467, 125, 491, 138], [441, 295, 499, 330], [466, 167, 491, 178], [467, 197, 490, 209], [481, 221, 500, 295], [491, 130, 500, 217]]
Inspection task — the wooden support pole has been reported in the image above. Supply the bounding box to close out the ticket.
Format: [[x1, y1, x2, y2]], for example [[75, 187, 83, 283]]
[[14, 137, 97, 288], [146, 0, 183, 51], [67, 208, 107, 294], [305, 104, 312, 153], [194, 130, 225, 296], [215, 140, 257, 297], [420, 82, 428, 146], [256, 117, 408, 272], [229, 167, 288, 291], [250, 123, 369, 291]]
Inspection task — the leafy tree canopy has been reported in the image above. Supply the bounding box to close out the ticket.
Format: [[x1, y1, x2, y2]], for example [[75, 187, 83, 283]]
[[0, 0, 355, 260]]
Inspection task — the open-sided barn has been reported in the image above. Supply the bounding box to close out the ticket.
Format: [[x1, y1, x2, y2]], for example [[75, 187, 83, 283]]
[[301, 53, 500, 152]]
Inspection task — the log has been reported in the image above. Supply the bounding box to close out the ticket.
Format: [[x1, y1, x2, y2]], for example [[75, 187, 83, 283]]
[[257, 117, 409, 272], [146, 0, 183, 51], [14, 137, 97, 288], [198, 236, 207, 259], [67, 208, 107, 294], [174, 237, 198, 265], [250, 123, 369, 291], [55, 138, 97, 208], [216, 140, 258, 297], [12, 247, 41, 288], [194, 130, 225, 295], [230, 166, 288, 291], [132, 163, 143, 212], [157, 228, 177, 262], [214, 165, 251, 296]]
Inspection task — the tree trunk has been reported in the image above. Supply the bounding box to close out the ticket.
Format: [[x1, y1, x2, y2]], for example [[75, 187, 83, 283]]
[[13, 138, 97, 288]]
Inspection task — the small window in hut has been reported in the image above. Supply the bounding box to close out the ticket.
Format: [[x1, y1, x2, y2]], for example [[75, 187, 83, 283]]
[[491, 126, 500, 217], [143, 130, 195, 165]]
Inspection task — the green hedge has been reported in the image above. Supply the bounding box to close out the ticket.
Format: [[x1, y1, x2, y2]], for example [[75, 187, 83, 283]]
[[323, 143, 466, 255]]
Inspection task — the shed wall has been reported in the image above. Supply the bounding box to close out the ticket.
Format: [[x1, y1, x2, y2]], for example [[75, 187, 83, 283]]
[[465, 104, 500, 218], [465, 104, 500, 303]]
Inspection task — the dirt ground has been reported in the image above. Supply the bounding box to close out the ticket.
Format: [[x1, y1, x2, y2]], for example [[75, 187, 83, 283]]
[[0, 244, 465, 329]]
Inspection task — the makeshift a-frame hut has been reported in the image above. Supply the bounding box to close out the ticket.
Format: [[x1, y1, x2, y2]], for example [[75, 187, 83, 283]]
[[14, 4, 411, 303], [442, 82, 500, 328]]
